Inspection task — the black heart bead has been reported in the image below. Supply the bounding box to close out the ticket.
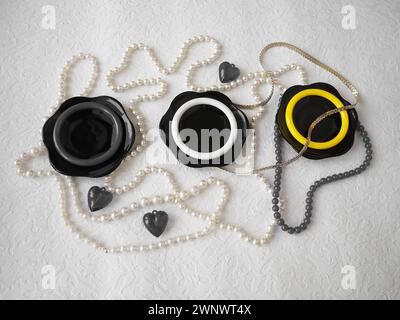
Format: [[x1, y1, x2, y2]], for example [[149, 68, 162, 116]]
[[143, 210, 168, 237], [88, 186, 113, 212], [219, 61, 240, 83]]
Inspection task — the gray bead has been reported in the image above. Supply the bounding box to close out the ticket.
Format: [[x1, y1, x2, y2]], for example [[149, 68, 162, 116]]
[[272, 205, 279, 212], [272, 198, 279, 204], [274, 212, 281, 219], [281, 224, 289, 231]]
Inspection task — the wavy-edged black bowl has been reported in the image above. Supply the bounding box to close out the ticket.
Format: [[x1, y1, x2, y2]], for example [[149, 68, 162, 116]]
[[276, 82, 358, 160], [42, 96, 135, 177], [159, 91, 251, 168]]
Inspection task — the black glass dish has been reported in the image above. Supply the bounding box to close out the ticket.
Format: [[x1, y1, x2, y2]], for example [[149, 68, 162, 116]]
[[159, 91, 250, 168], [276, 82, 358, 160], [43, 96, 135, 177]]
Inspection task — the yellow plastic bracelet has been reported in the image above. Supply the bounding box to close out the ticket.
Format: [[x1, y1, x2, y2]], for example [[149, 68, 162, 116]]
[[285, 89, 349, 150]]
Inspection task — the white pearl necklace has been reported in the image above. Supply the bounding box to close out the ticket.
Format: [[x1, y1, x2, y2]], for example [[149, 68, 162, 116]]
[[15, 35, 308, 253]]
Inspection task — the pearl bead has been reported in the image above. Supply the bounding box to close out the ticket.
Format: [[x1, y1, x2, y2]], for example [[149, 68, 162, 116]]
[[164, 194, 174, 202], [179, 191, 189, 200], [152, 196, 162, 204], [130, 202, 138, 210], [140, 198, 149, 207], [128, 181, 136, 188], [190, 186, 200, 195], [207, 177, 215, 184]]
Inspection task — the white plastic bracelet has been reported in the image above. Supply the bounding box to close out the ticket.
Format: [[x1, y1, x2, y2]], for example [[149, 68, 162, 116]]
[[171, 97, 238, 160]]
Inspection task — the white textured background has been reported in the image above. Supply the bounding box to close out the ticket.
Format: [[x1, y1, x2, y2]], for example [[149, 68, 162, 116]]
[[1, 0, 399, 300]]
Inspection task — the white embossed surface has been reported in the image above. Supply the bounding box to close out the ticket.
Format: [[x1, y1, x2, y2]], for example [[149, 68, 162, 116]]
[[0, 0, 399, 299]]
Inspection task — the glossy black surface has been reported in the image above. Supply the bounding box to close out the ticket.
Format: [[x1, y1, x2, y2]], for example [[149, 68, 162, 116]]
[[159, 91, 251, 168], [178, 104, 231, 153], [143, 210, 168, 237], [219, 61, 240, 83], [276, 83, 358, 159], [88, 186, 113, 212], [43, 96, 135, 177]]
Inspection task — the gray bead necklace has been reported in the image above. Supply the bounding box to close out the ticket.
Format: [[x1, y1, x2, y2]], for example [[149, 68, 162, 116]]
[[271, 117, 373, 235]]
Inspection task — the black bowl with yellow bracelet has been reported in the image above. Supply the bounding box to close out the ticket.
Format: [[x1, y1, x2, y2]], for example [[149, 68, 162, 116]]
[[276, 82, 358, 160]]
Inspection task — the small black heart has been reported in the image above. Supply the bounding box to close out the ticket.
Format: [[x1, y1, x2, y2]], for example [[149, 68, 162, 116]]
[[88, 186, 113, 212], [143, 210, 168, 237], [219, 61, 240, 83]]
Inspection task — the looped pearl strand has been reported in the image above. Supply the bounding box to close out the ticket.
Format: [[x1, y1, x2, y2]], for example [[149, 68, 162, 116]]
[[104, 36, 308, 193], [65, 167, 278, 251], [15, 36, 309, 253], [16, 53, 99, 178]]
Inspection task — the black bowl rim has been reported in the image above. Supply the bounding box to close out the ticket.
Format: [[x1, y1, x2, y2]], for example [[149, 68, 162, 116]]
[[276, 82, 358, 160], [42, 95, 135, 177], [159, 91, 251, 168], [52, 101, 124, 167]]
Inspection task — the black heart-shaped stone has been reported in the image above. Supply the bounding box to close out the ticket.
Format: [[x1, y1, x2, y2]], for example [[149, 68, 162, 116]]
[[219, 61, 240, 83], [88, 186, 113, 212], [143, 210, 168, 237]]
